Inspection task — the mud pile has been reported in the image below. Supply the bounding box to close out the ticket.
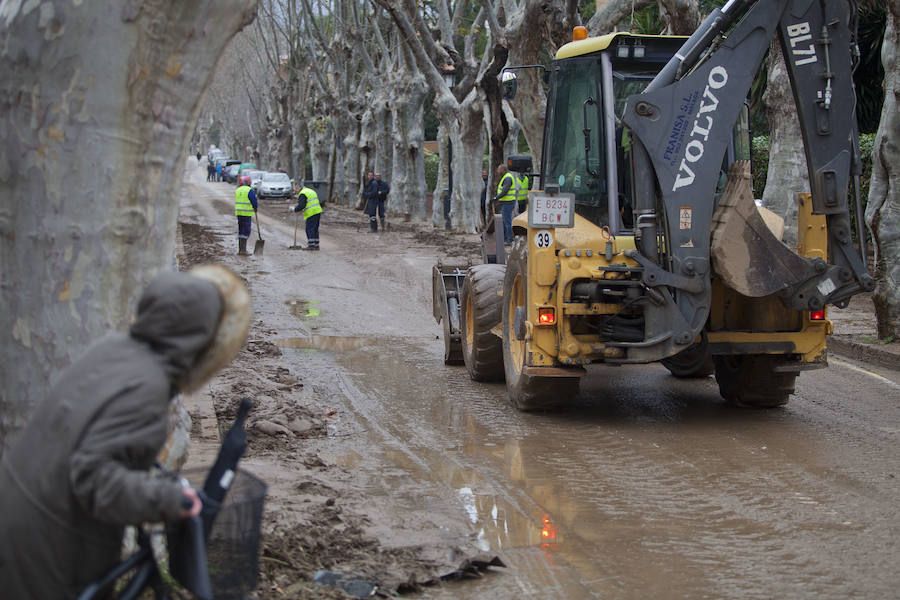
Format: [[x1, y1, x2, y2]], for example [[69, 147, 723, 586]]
[[177, 212, 496, 598]]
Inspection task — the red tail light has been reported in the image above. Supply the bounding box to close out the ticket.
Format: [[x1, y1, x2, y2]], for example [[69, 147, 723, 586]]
[[541, 514, 557, 542], [809, 310, 826, 321], [538, 308, 556, 325]]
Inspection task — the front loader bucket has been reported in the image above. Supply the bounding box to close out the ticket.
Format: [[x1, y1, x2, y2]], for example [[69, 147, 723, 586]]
[[432, 262, 468, 365], [711, 161, 819, 298]]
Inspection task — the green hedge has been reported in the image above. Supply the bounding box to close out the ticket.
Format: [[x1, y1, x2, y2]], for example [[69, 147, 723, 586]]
[[751, 134, 875, 208], [425, 153, 439, 193], [750, 136, 770, 199]]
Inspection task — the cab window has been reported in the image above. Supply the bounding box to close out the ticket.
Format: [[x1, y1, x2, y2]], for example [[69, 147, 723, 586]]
[[543, 58, 607, 225]]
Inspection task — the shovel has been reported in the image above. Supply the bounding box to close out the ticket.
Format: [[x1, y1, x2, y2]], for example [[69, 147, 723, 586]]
[[253, 209, 265, 255], [288, 210, 303, 250]]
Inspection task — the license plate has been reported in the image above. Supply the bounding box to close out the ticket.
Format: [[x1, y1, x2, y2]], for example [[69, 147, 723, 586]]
[[528, 192, 575, 228]]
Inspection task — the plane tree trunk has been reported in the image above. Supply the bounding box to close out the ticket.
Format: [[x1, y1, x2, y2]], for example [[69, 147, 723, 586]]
[[308, 114, 332, 181], [588, 0, 655, 32], [374, 0, 486, 233], [486, 0, 576, 177], [390, 61, 428, 221], [657, 0, 701, 34], [0, 0, 257, 451], [761, 43, 807, 247], [264, 82, 293, 172], [866, 3, 900, 339]]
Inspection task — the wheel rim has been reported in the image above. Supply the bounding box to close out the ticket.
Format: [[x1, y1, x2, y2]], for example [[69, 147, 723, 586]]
[[507, 272, 525, 375], [465, 293, 474, 350]]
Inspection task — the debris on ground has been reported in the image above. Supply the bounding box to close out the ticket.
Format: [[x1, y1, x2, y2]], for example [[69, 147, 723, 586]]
[[178, 206, 497, 598]]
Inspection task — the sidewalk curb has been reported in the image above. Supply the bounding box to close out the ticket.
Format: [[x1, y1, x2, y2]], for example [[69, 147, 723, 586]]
[[829, 336, 900, 372]]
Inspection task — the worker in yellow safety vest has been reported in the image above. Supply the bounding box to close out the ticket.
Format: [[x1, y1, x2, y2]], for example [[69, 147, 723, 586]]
[[514, 172, 530, 216], [491, 164, 528, 245], [290, 183, 323, 250], [235, 175, 258, 255]]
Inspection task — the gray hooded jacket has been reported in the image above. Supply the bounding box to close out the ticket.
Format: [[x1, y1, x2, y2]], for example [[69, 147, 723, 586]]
[[0, 272, 223, 599]]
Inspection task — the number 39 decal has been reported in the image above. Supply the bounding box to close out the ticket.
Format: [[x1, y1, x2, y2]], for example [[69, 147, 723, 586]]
[[533, 230, 553, 248]]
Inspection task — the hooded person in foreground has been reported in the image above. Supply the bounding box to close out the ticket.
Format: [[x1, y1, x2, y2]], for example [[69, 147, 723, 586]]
[[0, 264, 251, 599]]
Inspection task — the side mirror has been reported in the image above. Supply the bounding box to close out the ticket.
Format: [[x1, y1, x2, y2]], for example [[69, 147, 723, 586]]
[[501, 70, 518, 101]]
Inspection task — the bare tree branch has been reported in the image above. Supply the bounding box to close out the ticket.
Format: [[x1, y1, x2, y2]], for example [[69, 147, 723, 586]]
[[587, 0, 655, 34]]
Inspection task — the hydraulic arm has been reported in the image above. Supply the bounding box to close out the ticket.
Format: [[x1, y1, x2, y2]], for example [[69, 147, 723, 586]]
[[621, 0, 873, 362]]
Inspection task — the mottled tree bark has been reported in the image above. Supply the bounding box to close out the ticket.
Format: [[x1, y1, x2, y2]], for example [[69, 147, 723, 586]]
[[340, 111, 364, 208], [308, 114, 332, 181], [447, 89, 489, 232], [391, 69, 428, 220], [359, 105, 376, 198], [587, 0, 656, 33], [432, 125, 451, 229], [657, 0, 701, 34], [373, 97, 393, 180], [290, 105, 309, 181], [502, 103, 522, 159], [865, 4, 900, 339], [498, 0, 574, 174], [0, 0, 257, 452], [264, 84, 292, 172], [762, 43, 808, 247], [481, 42, 510, 201], [375, 0, 485, 232]]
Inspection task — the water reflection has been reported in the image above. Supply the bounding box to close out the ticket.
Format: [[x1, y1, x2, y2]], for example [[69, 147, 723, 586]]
[[375, 439, 572, 555], [286, 299, 321, 319], [276, 336, 376, 352], [318, 337, 896, 598]]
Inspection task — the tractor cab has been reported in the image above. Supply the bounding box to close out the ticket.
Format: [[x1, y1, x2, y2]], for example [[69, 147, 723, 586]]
[[504, 31, 749, 235]]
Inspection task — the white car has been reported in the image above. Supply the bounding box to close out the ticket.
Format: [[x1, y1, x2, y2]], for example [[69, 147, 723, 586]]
[[257, 172, 293, 199], [243, 170, 264, 192]]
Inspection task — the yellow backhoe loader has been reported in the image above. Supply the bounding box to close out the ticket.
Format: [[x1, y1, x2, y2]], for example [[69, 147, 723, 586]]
[[433, 0, 873, 410]]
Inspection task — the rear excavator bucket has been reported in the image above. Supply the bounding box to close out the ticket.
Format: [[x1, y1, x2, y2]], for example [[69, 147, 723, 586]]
[[711, 161, 819, 298]]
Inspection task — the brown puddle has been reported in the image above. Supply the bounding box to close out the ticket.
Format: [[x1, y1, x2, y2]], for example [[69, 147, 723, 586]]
[[285, 299, 321, 319], [275, 336, 376, 352], [318, 341, 898, 598]]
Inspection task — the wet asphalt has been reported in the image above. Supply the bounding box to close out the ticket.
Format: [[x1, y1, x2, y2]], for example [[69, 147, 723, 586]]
[[183, 162, 900, 599]]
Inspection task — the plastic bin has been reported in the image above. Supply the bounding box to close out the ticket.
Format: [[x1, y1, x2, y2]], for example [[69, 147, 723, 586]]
[[304, 180, 329, 202]]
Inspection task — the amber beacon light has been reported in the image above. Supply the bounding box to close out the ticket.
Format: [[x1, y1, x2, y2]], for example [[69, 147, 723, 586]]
[[572, 26, 587, 41]]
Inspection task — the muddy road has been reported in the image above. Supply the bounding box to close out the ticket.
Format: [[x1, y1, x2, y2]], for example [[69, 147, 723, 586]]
[[178, 159, 900, 599]]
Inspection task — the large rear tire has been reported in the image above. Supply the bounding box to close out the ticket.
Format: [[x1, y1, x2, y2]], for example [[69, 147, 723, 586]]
[[713, 354, 798, 408], [461, 264, 506, 381], [501, 237, 579, 410], [661, 340, 714, 378]]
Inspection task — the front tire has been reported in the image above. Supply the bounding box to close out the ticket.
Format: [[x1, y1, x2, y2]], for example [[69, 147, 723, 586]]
[[713, 354, 798, 408], [460, 264, 506, 381], [501, 237, 579, 410]]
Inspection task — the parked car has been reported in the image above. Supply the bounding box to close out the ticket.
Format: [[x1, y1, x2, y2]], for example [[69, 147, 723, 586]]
[[224, 163, 242, 184], [237, 163, 257, 178], [213, 156, 231, 173], [257, 171, 293, 199], [243, 169, 264, 192]]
